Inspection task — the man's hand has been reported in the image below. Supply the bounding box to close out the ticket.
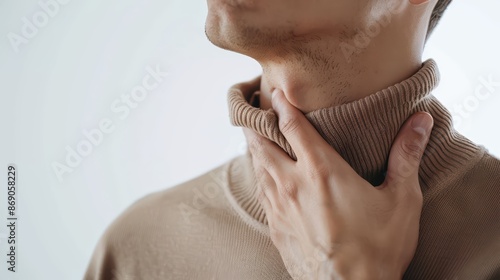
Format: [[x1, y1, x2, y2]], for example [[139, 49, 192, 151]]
[[243, 89, 434, 280]]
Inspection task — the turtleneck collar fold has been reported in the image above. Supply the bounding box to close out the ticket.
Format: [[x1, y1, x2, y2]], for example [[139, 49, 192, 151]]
[[225, 59, 484, 226]]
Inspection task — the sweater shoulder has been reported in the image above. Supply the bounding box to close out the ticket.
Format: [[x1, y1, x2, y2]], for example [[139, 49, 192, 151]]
[[84, 158, 240, 279], [466, 151, 500, 186], [103, 159, 233, 235]]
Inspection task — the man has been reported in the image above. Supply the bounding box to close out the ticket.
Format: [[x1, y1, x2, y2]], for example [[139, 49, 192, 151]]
[[85, 0, 500, 279]]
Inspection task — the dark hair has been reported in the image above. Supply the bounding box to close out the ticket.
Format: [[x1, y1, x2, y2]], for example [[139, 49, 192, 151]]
[[426, 0, 452, 40]]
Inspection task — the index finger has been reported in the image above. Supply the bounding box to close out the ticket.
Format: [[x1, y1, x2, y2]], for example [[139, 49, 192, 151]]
[[271, 89, 343, 163]]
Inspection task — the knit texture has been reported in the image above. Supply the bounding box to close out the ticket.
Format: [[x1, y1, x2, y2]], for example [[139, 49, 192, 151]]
[[85, 59, 500, 280]]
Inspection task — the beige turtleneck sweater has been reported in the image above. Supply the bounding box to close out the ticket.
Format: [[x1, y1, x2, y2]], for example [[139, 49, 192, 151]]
[[84, 59, 500, 280]]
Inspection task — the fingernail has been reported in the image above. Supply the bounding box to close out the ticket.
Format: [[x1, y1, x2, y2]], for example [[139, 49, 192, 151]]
[[411, 113, 433, 135]]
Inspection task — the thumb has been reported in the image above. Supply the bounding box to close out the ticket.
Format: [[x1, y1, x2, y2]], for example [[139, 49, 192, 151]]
[[384, 112, 434, 187]]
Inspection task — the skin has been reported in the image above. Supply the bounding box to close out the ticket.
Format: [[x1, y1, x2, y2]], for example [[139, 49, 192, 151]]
[[206, 0, 436, 112], [243, 91, 433, 279], [205, 0, 438, 278]]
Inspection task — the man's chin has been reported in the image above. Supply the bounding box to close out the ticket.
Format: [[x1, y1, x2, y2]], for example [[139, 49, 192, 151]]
[[204, 9, 276, 58], [204, 21, 231, 51], [204, 13, 244, 53]]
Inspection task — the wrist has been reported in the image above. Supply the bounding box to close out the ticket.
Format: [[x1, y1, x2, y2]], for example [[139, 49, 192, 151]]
[[333, 261, 401, 280], [323, 251, 403, 280]]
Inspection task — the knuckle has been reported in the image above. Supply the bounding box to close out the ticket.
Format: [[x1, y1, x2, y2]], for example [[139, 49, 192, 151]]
[[250, 149, 274, 172], [278, 181, 298, 201], [400, 139, 424, 163], [394, 163, 412, 181], [279, 113, 300, 135], [304, 161, 328, 180], [262, 155, 274, 169], [258, 182, 271, 193]]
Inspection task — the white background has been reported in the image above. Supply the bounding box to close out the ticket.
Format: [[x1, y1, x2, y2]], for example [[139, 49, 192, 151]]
[[0, 0, 499, 279]]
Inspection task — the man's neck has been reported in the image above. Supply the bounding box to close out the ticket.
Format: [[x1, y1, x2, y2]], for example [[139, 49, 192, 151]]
[[257, 33, 424, 112], [227, 59, 485, 226]]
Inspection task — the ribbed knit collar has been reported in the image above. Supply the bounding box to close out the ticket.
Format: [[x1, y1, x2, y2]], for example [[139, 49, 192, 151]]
[[225, 59, 484, 230]]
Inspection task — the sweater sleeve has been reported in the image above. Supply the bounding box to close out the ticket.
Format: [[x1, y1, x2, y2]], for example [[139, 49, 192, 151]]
[[82, 192, 158, 280], [452, 153, 500, 280], [83, 230, 117, 280]]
